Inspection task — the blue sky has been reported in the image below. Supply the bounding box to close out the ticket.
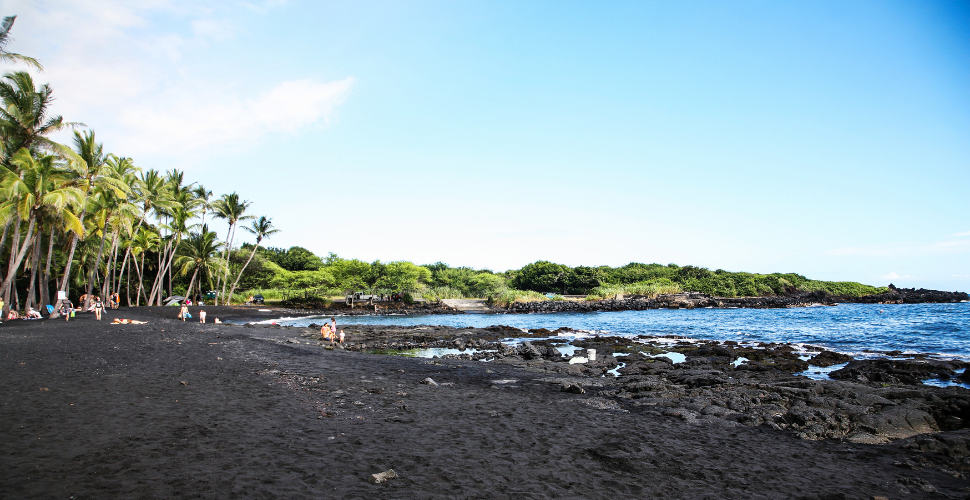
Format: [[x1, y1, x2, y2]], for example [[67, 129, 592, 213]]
[[5, 0, 970, 290]]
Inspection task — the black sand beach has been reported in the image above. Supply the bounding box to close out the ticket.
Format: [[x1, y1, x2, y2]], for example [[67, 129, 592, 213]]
[[2, 307, 967, 499]]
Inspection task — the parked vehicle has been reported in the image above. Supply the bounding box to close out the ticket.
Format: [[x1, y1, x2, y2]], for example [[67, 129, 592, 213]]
[[253, 294, 264, 304]]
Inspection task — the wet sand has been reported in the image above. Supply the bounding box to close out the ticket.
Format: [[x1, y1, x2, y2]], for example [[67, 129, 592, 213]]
[[1, 306, 966, 499]]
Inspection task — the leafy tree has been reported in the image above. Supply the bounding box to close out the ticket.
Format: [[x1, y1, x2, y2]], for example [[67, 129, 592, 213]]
[[227, 216, 279, 301], [278, 246, 323, 271]]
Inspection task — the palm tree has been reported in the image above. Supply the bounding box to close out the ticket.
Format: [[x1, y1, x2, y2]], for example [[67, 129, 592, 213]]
[[226, 216, 279, 303], [0, 72, 77, 165], [211, 192, 251, 304], [51, 131, 125, 313], [128, 227, 159, 306], [0, 148, 82, 314], [193, 184, 212, 225], [0, 16, 42, 70], [173, 225, 226, 302]]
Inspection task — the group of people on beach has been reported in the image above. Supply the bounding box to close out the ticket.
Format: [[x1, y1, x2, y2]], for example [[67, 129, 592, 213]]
[[178, 302, 218, 323], [321, 317, 344, 344]]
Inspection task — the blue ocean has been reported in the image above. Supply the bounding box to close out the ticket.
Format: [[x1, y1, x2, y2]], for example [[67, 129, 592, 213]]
[[271, 302, 970, 360]]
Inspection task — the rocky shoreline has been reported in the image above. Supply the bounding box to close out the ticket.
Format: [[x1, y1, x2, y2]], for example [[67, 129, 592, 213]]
[[284, 322, 970, 458]]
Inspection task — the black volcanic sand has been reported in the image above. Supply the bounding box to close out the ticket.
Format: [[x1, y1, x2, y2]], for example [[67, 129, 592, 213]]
[[2, 307, 968, 499]]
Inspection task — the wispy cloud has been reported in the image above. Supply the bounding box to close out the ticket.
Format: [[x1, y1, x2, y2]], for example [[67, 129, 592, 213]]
[[950, 231, 970, 237], [7, 0, 352, 158]]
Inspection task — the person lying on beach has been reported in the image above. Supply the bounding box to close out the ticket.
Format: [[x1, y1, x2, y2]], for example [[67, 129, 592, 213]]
[[110, 318, 148, 324], [26, 307, 42, 319], [7, 309, 20, 320]]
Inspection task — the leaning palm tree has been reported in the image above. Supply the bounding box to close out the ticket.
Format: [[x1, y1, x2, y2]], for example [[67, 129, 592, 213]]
[[0, 149, 82, 314], [173, 225, 226, 302], [226, 216, 279, 303], [211, 192, 252, 304], [128, 227, 159, 306], [0, 16, 42, 70]]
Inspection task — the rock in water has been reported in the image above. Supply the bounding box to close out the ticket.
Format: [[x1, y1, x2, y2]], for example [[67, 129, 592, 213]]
[[421, 377, 438, 386]]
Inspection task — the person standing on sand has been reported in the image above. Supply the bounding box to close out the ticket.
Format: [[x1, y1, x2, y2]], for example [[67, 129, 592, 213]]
[[339, 329, 345, 344], [179, 303, 188, 321], [93, 296, 104, 321], [60, 301, 71, 322], [199, 310, 206, 323]]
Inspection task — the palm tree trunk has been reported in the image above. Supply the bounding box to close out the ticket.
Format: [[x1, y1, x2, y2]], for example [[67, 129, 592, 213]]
[[185, 267, 200, 304], [2, 215, 23, 314], [148, 239, 172, 305], [103, 231, 119, 304], [0, 221, 10, 285], [135, 251, 147, 306], [116, 244, 130, 308], [125, 255, 132, 306], [1, 215, 37, 316], [83, 219, 111, 310], [227, 240, 261, 305], [40, 230, 54, 309], [219, 222, 240, 304], [25, 230, 41, 309]]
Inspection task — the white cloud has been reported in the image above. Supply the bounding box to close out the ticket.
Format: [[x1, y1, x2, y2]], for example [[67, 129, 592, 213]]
[[950, 230, 970, 237], [5, 0, 352, 158], [116, 77, 354, 154]]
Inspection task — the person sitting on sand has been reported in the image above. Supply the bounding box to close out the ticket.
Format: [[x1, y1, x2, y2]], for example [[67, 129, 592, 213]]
[[321, 323, 331, 342], [60, 301, 72, 321], [214, 318, 221, 324], [110, 292, 120, 309], [179, 303, 188, 321], [7, 309, 20, 320]]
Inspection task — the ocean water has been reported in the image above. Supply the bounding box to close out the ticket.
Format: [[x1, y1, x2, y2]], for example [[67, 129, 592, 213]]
[[271, 302, 970, 360]]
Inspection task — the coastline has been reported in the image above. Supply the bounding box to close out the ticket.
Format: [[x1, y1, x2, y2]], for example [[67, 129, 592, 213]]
[[2, 307, 968, 498]]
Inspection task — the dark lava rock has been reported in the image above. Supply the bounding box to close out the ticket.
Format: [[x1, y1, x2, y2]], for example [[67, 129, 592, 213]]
[[809, 350, 853, 367], [830, 359, 958, 385]]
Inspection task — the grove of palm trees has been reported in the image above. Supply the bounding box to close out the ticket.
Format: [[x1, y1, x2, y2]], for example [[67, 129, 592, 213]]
[[0, 15, 278, 316]]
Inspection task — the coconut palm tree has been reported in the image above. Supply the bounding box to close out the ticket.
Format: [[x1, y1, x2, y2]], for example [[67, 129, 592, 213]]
[[0, 16, 42, 70], [128, 227, 159, 306], [0, 72, 77, 165], [226, 216, 279, 303], [211, 192, 251, 304], [173, 225, 226, 302], [0, 148, 82, 314]]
